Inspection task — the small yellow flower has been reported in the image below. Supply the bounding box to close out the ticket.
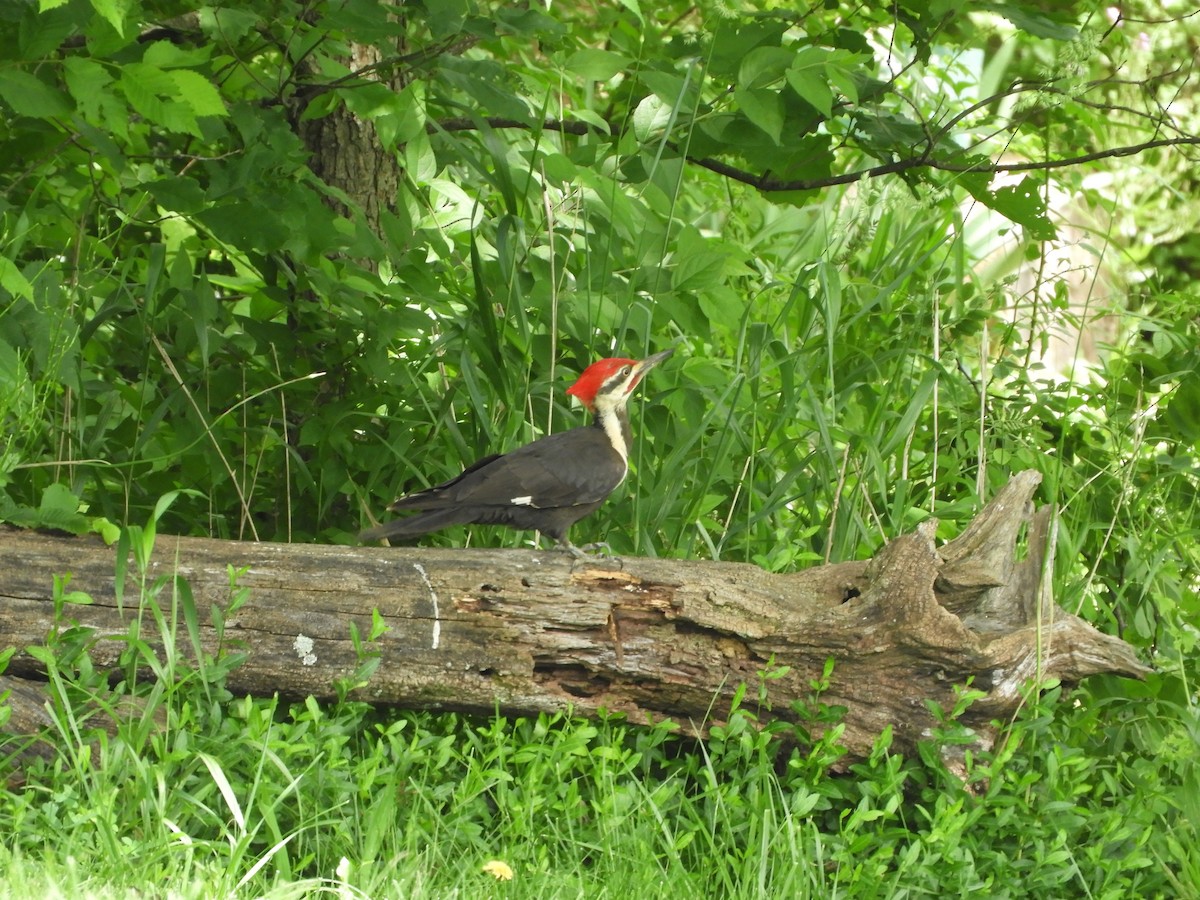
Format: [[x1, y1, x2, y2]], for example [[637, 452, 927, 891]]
[[482, 859, 514, 881]]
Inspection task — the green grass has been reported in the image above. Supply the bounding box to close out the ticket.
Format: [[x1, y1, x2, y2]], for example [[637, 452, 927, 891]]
[[2, 590, 1195, 899]]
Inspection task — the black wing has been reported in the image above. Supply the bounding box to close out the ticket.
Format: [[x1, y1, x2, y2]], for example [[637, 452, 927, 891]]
[[390, 427, 625, 512]]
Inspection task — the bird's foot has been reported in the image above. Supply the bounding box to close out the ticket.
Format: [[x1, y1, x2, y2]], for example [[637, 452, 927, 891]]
[[561, 541, 619, 561]]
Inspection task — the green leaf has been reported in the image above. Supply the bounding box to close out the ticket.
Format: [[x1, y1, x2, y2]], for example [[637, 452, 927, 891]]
[[440, 58, 533, 122], [697, 285, 744, 332], [639, 70, 696, 112], [566, 48, 631, 82], [53, 572, 94, 606], [786, 67, 832, 118], [541, 152, 577, 184], [391, 83, 428, 144], [119, 62, 172, 119], [980, 2, 1078, 40], [24, 646, 55, 667], [737, 45, 795, 90], [196, 7, 259, 41], [494, 6, 563, 37], [0, 257, 34, 300], [826, 64, 859, 105], [404, 129, 437, 182], [566, 107, 609, 132], [143, 40, 216, 70], [733, 88, 784, 144], [1162, 369, 1200, 444], [672, 226, 730, 293], [708, 22, 788, 79], [63, 57, 114, 121], [169, 70, 227, 118], [961, 173, 1057, 241], [339, 81, 406, 140], [990, 178, 1056, 240], [35, 484, 90, 535], [0, 70, 72, 118], [880, 367, 940, 456], [0, 336, 22, 397], [146, 177, 208, 214], [616, 0, 642, 21], [632, 93, 672, 140], [786, 48, 837, 117], [20, 4, 78, 59], [89, 0, 129, 34], [197, 200, 290, 251], [425, 0, 468, 37], [92, 517, 122, 544], [854, 111, 927, 148], [120, 63, 212, 135]]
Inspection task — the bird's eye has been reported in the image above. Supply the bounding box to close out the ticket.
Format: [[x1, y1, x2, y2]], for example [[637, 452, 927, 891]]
[[620, 365, 632, 377]]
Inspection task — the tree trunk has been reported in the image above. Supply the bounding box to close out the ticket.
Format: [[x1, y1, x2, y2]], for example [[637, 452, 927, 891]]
[[0, 471, 1147, 768], [290, 35, 405, 242]]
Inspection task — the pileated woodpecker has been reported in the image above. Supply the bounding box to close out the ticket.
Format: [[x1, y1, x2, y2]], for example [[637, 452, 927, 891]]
[[360, 348, 673, 551]]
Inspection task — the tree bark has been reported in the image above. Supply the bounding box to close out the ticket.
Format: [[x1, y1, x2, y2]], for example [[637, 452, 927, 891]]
[[290, 36, 405, 243], [0, 471, 1147, 766]]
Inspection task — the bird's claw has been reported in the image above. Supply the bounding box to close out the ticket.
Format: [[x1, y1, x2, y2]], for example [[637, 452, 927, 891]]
[[562, 541, 618, 561]]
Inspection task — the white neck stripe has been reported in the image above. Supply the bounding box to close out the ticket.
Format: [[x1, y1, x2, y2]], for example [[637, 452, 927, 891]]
[[600, 413, 627, 461]]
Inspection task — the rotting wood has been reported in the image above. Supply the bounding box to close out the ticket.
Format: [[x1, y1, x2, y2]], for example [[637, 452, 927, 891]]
[[0, 471, 1148, 766]]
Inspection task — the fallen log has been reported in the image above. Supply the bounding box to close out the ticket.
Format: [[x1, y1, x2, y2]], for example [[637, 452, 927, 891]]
[[0, 470, 1148, 765]]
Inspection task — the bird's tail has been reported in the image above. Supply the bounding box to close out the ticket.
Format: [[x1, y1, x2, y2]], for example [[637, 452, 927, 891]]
[[359, 508, 472, 543]]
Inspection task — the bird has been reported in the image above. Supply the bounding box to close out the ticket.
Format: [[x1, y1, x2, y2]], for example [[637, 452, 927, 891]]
[[360, 348, 673, 553]]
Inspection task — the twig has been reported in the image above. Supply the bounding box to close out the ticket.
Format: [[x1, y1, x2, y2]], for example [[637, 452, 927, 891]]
[[428, 115, 1200, 192]]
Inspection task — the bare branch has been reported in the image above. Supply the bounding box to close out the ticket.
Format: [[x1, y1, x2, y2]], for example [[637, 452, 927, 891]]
[[426, 116, 1200, 192]]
